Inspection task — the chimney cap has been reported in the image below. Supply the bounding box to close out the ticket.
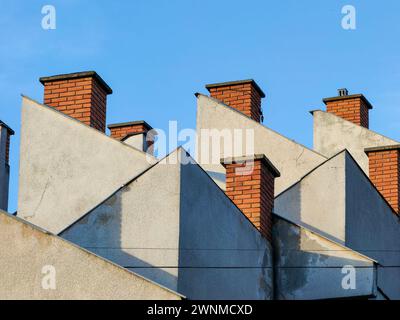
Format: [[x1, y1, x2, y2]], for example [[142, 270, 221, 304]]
[[107, 120, 154, 131], [220, 154, 280, 177], [39, 71, 113, 94], [322, 93, 373, 109], [205, 79, 266, 98], [0, 120, 15, 135], [338, 88, 349, 96], [365, 144, 400, 153]]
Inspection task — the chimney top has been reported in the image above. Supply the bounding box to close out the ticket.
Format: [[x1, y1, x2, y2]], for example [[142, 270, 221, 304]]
[[39, 71, 113, 94], [323, 93, 373, 110], [220, 154, 280, 177], [107, 120, 153, 131], [338, 88, 349, 96], [220, 153, 279, 242], [0, 120, 15, 135], [206, 79, 266, 98], [365, 144, 400, 153]]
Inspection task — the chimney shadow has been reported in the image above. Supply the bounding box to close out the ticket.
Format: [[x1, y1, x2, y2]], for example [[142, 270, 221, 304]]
[[60, 189, 178, 291]]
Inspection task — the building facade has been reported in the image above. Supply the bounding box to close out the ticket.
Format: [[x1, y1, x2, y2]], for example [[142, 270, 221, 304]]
[[1, 71, 398, 299]]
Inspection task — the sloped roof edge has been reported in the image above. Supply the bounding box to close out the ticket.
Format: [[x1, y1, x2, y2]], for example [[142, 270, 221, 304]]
[[272, 212, 379, 264], [196, 93, 328, 160], [275, 148, 400, 218], [21, 95, 156, 160], [0, 210, 184, 299], [310, 110, 400, 145]]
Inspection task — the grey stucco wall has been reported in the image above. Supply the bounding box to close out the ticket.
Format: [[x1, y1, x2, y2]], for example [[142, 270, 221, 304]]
[[275, 152, 347, 244], [313, 110, 398, 174], [62, 148, 274, 299], [178, 153, 273, 300], [123, 133, 153, 153], [273, 216, 376, 300], [345, 152, 400, 299], [18, 96, 156, 234], [196, 94, 327, 195], [0, 211, 181, 300], [0, 126, 10, 211], [276, 150, 400, 299], [61, 150, 182, 291]]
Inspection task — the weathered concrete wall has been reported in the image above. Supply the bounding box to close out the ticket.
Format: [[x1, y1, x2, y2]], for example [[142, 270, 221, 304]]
[[124, 133, 146, 152], [276, 149, 400, 299], [196, 94, 327, 195], [275, 152, 347, 244], [273, 216, 377, 300], [345, 152, 400, 299], [313, 110, 398, 174], [178, 152, 273, 300], [18, 96, 156, 234], [0, 126, 9, 211], [0, 211, 181, 300], [62, 148, 273, 299], [61, 150, 182, 291]]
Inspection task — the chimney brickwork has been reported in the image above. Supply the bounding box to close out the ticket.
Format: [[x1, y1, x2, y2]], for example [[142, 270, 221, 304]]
[[108, 121, 156, 153], [40, 71, 112, 132], [221, 155, 280, 242], [108, 121, 152, 140], [206, 80, 266, 122], [323, 89, 372, 128], [365, 146, 400, 214]]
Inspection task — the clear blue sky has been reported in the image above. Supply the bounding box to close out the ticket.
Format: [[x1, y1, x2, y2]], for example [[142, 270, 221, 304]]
[[1, 0, 400, 212]]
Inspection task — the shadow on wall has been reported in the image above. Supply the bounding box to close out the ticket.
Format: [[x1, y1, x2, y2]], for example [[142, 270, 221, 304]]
[[206, 170, 226, 184], [272, 217, 376, 300], [60, 189, 178, 290], [274, 153, 347, 246]]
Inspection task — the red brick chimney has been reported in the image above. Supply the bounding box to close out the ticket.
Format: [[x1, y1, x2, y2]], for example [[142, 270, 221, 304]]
[[323, 88, 373, 128], [365, 145, 400, 214], [221, 154, 280, 241], [108, 121, 156, 154], [40, 71, 112, 132], [206, 80, 266, 122]]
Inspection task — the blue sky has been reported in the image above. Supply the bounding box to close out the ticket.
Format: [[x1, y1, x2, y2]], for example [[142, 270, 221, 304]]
[[1, 0, 400, 212]]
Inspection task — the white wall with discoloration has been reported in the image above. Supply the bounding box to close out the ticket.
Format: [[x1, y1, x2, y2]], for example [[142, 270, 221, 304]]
[[313, 110, 398, 174], [273, 216, 377, 300], [345, 152, 400, 299], [275, 151, 347, 244], [0, 211, 182, 300], [275, 150, 400, 299], [195, 94, 327, 195], [17, 96, 156, 234], [61, 148, 274, 299]]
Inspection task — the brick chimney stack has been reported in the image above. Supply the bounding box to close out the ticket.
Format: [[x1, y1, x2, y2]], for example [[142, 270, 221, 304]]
[[40, 71, 112, 132], [206, 80, 266, 122], [323, 89, 373, 128], [108, 121, 156, 154], [221, 154, 280, 241], [365, 145, 400, 214]]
